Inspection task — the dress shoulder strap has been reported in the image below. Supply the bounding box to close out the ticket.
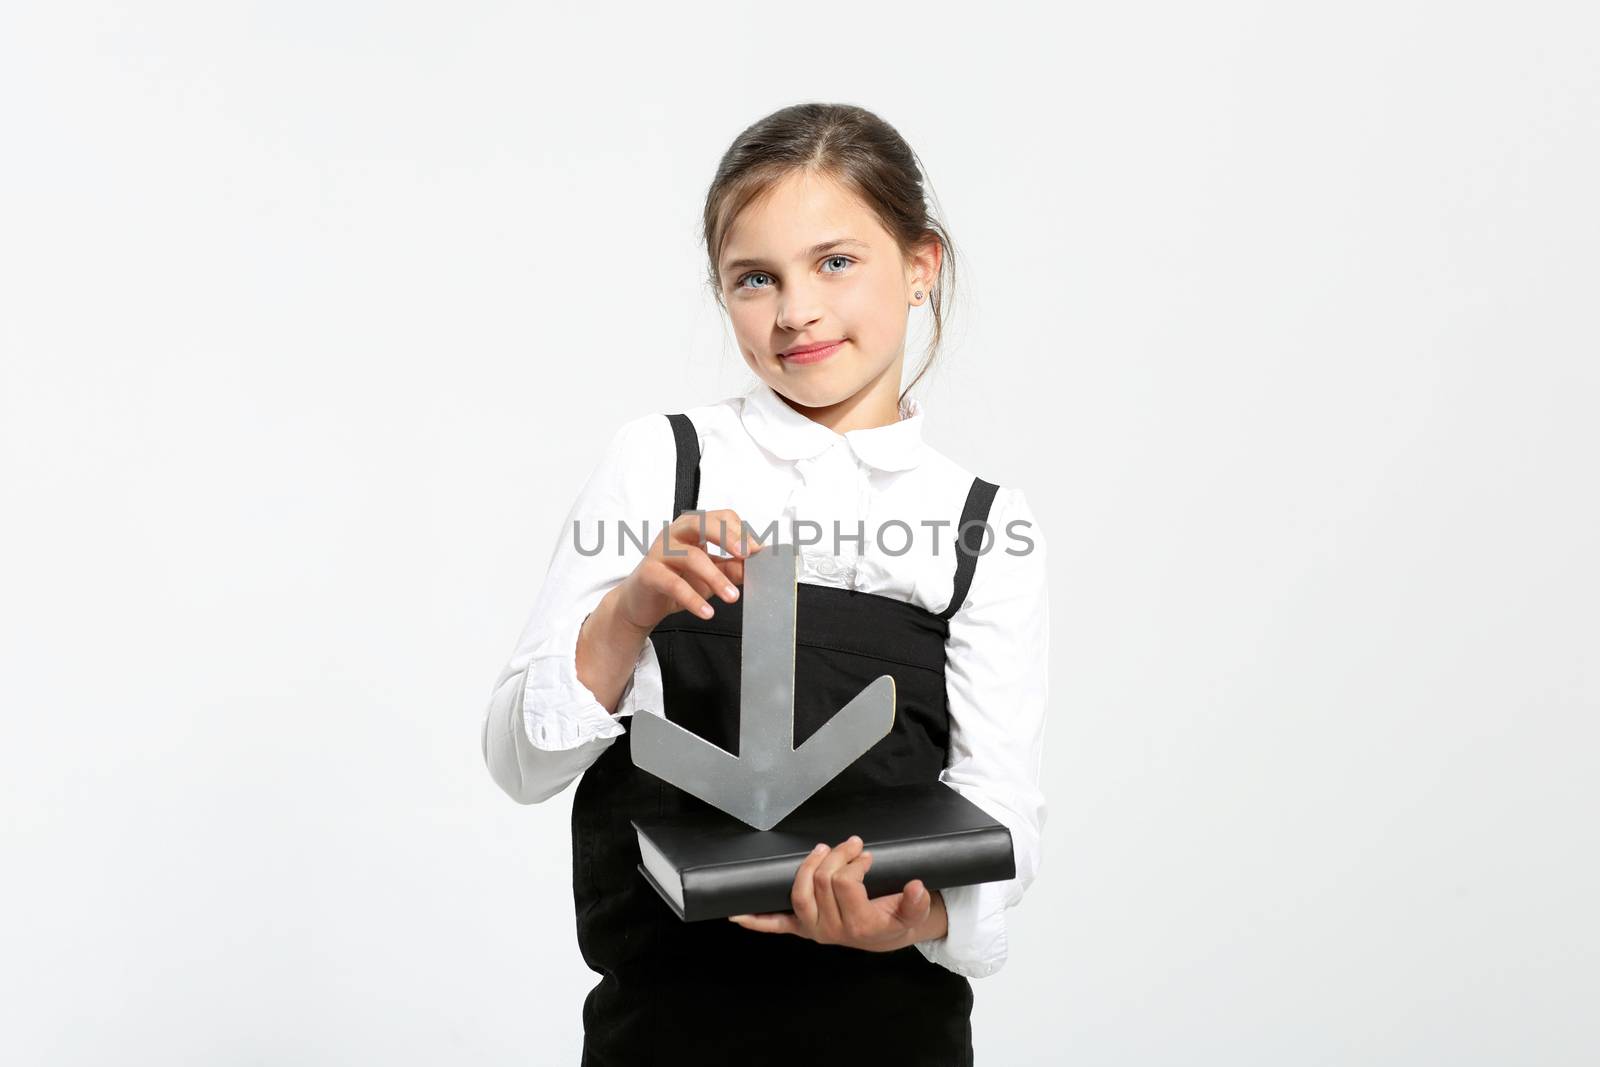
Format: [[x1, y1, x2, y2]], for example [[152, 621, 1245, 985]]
[[937, 476, 1001, 621], [664, 413, 700, 518]]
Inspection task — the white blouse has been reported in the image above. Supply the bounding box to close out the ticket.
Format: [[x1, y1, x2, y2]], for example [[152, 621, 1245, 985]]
[[481, 380, 1050, 979]]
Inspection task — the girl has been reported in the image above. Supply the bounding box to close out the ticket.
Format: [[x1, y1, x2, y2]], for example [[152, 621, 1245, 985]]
[[481, 102, 1049, 1066]]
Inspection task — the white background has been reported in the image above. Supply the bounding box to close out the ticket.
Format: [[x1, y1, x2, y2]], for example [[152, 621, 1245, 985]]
[[3, 2, 1596, 1064]]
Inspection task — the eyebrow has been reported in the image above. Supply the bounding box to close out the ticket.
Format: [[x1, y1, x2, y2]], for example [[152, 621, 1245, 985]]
[[721, 238, 869, 274]]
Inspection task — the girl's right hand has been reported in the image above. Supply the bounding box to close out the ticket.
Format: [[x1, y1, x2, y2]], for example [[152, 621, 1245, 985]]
[[613, 509, 768, 634]]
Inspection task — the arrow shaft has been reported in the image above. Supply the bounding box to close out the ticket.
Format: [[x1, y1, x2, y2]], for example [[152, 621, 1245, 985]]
[[739, 542, 799, 757]]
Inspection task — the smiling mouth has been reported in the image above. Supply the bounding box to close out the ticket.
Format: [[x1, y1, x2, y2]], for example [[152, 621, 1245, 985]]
[[779, 339, 846, 363]]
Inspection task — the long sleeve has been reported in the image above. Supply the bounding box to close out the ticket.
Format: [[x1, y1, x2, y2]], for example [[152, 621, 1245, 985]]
[[480, 413, 675, 805], [914, 487, 1050, 978]]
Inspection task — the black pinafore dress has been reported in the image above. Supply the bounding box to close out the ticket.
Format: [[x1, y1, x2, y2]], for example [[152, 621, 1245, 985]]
[[571, 412, 1000, 1067]]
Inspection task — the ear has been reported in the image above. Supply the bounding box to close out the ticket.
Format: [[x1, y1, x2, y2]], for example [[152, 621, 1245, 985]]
[[906, 236, 943, 297]]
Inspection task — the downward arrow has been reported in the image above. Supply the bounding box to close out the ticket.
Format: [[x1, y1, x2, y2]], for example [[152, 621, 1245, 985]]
[[630, 540, 896, 830]]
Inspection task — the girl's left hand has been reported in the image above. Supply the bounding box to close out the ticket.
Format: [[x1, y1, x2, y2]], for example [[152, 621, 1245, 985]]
[[727, 836, 935, 953]]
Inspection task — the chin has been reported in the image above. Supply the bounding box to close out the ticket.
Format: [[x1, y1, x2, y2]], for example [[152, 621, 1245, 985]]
[[784, 383, 857, 411]]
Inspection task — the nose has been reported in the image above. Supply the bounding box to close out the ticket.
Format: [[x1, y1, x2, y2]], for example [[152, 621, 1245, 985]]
[[774, 281, 825, 336]]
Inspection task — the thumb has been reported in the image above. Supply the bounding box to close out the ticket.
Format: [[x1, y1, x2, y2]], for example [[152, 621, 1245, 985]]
[[896, 881, 931, 927]]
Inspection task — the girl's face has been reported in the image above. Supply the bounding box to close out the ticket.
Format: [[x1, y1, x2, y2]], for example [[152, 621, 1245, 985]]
[[718, 170, 938, 431]]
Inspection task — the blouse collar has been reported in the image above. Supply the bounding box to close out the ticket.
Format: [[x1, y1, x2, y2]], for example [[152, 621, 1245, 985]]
[[738, 380, 927, 473]]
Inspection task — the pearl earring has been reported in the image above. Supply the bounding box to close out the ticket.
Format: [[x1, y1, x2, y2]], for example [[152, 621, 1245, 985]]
[[913, 290, 923, 301]]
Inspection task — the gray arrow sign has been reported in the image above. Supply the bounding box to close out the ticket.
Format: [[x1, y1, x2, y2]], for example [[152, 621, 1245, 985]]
[[629, 539, 896, 830]]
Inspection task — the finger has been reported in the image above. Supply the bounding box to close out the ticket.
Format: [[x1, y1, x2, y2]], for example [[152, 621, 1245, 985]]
[[668, 542, 741, 604], [791, 843, 830, 929], [667, 559, 716, 602], [643, 558, 718, 620], [675, 510, 763, 559], [895, 880, 933, 927], [712, 555, 745, 589], [704, 510, 770, 558], [813, 835, 865, 939], [703, 511, 749, 558], [833, 848, 879, 938], [728, 912, 799, 935], [649, 546, 731, 616]]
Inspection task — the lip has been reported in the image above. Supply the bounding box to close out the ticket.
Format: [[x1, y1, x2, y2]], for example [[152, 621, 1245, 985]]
[[779, 339, 845, 365]]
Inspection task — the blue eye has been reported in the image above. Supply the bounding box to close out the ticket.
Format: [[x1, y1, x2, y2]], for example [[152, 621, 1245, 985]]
[[734, 254, 855, 291]]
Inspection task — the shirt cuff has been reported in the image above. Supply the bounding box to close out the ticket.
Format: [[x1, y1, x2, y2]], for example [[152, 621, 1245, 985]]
[[520, 602, 637, 750], [615, 631, 664, 722], [914, 881, 1009, 978]]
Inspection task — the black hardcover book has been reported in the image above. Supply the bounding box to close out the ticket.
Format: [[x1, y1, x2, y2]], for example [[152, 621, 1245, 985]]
[[632, 781, 1015, 922]]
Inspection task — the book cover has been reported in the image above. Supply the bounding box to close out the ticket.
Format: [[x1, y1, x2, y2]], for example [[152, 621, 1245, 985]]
[[632, 781, 1015, 922]]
